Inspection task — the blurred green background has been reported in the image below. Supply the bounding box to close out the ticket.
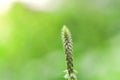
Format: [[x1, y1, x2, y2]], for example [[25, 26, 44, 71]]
[[0, 0, 120, 80]]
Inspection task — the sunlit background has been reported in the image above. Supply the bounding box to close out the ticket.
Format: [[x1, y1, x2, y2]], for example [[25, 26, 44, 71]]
[[0, 0, 120, 80]]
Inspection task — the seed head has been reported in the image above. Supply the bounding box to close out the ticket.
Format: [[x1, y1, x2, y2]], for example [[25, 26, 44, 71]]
[[61, 25, 77, 80]]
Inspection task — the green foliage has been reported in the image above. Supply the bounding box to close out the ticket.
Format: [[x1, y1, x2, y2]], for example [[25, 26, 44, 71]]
[[0, 0, 120, 80]]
